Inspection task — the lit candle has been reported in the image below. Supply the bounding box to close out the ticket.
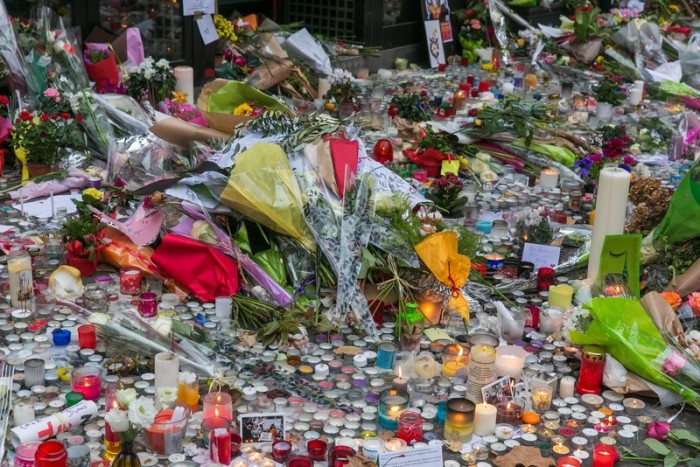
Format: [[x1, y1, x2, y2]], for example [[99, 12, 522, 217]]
[[557, 455, 581, 467], [559, 376, 576, 398], [384, 438, 406, 452], [416, 289, 445, 325], [442, 345, 467, 378], [71, 367, 101, 401], [495, 423, 514, 440], [573, 449, 590, 464], [203, 392, 233, 422], [104, 383, 122, 461], [392, 368, 409, 392], [473, 402, 497, 436], [210, 427, 233, 464], [177, 372, 199, 412], [496, 401, 524, 425], [592, 443, 616, 467], [532, 386, 554, 413], [444, 398, 475, 444], [553, 442, 570, 458], [540, 168, 560, 189], [154, 352, 179, 389], [622, 398, 645, 416], [594, 423, 610, 434], [465, 344, 496, 404], [378, 389, 409, 430]]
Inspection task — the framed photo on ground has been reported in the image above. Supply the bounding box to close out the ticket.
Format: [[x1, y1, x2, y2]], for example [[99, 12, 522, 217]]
[[238, 412, 286, 445]]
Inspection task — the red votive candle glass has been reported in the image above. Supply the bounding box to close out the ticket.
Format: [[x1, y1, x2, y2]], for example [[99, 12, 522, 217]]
[[210, 428, 232, 464], [77, 324, 96, 349], [70, 366, 101, 401], [397, 411, 423, 445], [537, 267, 556, 292], [592, 444, 616, 467], [329, 446, 356, 467], [288, 456, 313, 467], [307, 439, 328, 462], [138, 292, 158, 318], [558, 456, 581, 467], [438, 63, 446, 72], [577, 345, 606, 395], [120, 268, 142, 295], [230, 432, 242, 457], [34, 440, 68, 467], [272, 440, 292, 463], [372, 139, 393, 165]]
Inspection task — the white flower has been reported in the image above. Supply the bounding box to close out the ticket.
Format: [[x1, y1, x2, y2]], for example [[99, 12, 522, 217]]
[[152, 316, 172, 337], [117, 388, 138, 408], [105, 408, 129, 432], [53, 41, 66, 53], [157, 387, 178, 406], [140, 57, 155, 70], [155, 59, 170, 69], [143, 68, 155, 80], [179, 372, 196, 384], [128, 397, 157, 429]]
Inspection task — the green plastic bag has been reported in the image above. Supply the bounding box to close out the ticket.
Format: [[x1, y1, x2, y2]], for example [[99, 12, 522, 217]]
[[652, 161, 700, 246], [570, 298, 699, 404], [207, 81, 288, 114]]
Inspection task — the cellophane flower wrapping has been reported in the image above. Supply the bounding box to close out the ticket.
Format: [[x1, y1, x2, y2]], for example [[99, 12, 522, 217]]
[[652, 160, 700, 247], [107, 134, 178, 190], [570, 297, 700, 405], [0, 3, 41, 95]]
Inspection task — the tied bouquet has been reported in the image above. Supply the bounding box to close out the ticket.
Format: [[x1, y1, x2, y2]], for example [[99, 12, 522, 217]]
[[61, 188, 108, 276], [84, 46, 121, 93], [104, 388, 157, 447], [125, 57, 176, 108], [573, 123, 636, 184], [425, 173, 468, 218]]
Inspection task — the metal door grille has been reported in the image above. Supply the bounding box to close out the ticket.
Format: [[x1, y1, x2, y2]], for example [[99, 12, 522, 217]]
[[285, 0, 357, 38]]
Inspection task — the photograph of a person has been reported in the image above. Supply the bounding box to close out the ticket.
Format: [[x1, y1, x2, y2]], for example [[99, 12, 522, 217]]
[[239, 413, 286, 444], [425, 0, 449, 21]]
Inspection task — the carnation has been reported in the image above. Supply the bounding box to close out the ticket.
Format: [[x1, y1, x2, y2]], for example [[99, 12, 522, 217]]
[[117, 388, 138, 408], [128, 397, 157, 429], [105, 408, 128, 432]]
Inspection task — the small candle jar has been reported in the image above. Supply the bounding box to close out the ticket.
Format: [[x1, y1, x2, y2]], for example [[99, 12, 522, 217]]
[[77, 324, 96, 350], [378, 389, 409, 430], [307, 439, 328, 462], [532, 386, 553, 413], [576, 346, 606, 395], [396, 411, 423, 445], [442, 344, 468, 378], [119, 269, 142, 295], [210, 427, 232, 464], [272, 440, 292, 463], [202, 392, 233, 422], [444, 398, 475, 444], [537, 268, 556, 292], [496, 401, 524, 425], [137, 292, 158, 318], [592, 444, 616, 467], [415, 289, 445, 326], [71, 366, 101, 401]]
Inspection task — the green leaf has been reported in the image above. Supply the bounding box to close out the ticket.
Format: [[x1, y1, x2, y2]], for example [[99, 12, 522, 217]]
[[687, 457, 700, 467], [672, 429, 699, 443], [645, 438, 671, 456], [664, 452, 678, 467]]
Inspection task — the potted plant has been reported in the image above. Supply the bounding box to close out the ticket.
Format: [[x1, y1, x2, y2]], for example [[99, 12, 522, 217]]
[[61, 189, 108, 277], [594, 79, 623, 120], [455, 3, 488, 64], [391, 90, 432, 124], [425, 173, 469, 223]]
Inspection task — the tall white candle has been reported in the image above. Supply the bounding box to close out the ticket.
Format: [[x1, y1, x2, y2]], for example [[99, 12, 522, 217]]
[[173, 66, 194, 105], [587, 167, 631, 282], [559, 376, 576, 398], [318, 78, 331, 99], [154, 352, 180, 389], [474, 402, 497, 436]]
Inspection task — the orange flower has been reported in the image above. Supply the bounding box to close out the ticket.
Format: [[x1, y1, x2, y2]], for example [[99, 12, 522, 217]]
[[660, 291, 682, 311], [688, 292, 700, 316]]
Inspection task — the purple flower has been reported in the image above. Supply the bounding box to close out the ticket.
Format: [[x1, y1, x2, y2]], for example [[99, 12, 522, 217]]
[[646, 421, 671, 441], [623, 155, 636, 165], [618, 163, 632, 172], [589, 153, 603, 163]]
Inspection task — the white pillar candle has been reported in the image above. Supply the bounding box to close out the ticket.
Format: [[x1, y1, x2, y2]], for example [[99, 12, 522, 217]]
[[154, 352, 180, 389], [318, 78, 331, 99], [474, 402, 497, 436], [587, 167, 631, 282], [214, 296, 232, 320], [559, 376, 576, 398], [629, 88, 643, 106], [173, 66, 194, 105], [539, 168, 560, 190], [13, 403, 35, 427]]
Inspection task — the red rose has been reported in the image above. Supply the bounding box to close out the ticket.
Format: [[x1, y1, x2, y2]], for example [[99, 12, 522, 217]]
[[40, 113, 49, 121], [0, 96, 9, 105], [61, 112, 70, 119], [465, 8, 475, 17], [50, 114, 58, 120], [76, 115, 83, 122]]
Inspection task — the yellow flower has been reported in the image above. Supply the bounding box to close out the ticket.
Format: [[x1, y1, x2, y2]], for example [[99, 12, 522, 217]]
[[325, 102, 335, 111], [516, 38, 525, 47], [474, 119, 482, 127], [233, 103, 253, 116], [171, 91, 188, 104], [214, 14, 238, 42], [596, 56, 604, 64], [669, 4, 680, 12], [83, 188, 104, 200]]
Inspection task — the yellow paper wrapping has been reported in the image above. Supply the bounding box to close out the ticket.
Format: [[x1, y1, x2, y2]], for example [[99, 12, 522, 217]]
[[220, 142, 315, 251], [415, 231, 471, 321], [14, 146, 29, 182]]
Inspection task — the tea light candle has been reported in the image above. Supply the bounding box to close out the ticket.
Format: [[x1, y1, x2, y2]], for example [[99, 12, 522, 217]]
[[615, 416, 631, 425], [521, 433, 538, 445], [622, 398, 645, 415], [540, 168, 560, 189], [616, 430, 635, 445], [594, 423, 610, 434], [571, 436, 587, 449], [572, 448, 589, 464], [552, 442, 570, 458], [496, 401, 524, 425], [582, 428, 599, 442], [521, 424, 537, 433], [602, 390, 624, 403], [392, 369, 408, 392], [581, 394, 604, 409], [203, 392, 233, 422], [637, 416, 653, 427], [71, 367, 101, 401], [495, 423, 514, 439], [544, 421, 560, 430], [600, 436, 616, 446], [384, 438, 407, 452], [474, 402, 497, 436]]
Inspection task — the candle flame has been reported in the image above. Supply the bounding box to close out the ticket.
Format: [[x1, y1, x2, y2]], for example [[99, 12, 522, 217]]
[[215, 408, 219, 416], [506, 402, 511, 410], [457, 347, 464, 358], [608, 416, 614, 424], [397, 367, 402, 378]]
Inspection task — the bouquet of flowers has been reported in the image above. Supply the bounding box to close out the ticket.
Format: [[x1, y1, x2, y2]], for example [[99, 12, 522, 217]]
[[160, 92, 207, 126], [425, 173, 468, 218], [125, 57, 176, 107], [104, 389, 157, 449], [326, 68, 359, 106], [390, 90, 432, 123], [455, 3, 488, 64], [513, 206, 554, 245], [84, 45, 122, 93], [594, 78, 625, 105], [573, 124, 636, 183], [214, 14, 238, 45]]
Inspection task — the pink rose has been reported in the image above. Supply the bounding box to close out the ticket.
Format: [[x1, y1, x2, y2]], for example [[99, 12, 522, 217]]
[[661, 351, 686, 377], [44, 88, 60, 98], [646, 421, 671, 441]]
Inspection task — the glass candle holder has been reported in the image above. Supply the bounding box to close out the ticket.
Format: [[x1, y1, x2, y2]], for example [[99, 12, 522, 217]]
[[143, 404, 191, 455], [103, 382, 122, 462], [378, 388, 409, 430], [592, 444, 616, 467], [532, 386, 554, 413], [442, 344, 468, 378], [396, 411, 423, 445], [71, 366, 102, 401], [496, 401, 524, 425], [138, 292, 158, 318], [77, 324, 96, 350], [376, 342, 397, 370], [288, 456, 313, 467], [201, 417, 230, 448], [231, 432, 242, 457], [576, 346, 606, 395], [65, 391, 84, 408], [537, 267, 556, 292], [540, 308, 564, 334], [307, 439, 328, 462], [444, 398, 475, 444], [329, 446, 355, 467], [34, 440, 67, 467], [210, 427, 232, 464], [119, 268, 142, 295], [272, 440, 292, 463], [495, 345, 527, 378], [465, 343, 496, 404], [13, 441, 40, 467], [177, 373, 199, 412], [415, 289, 445, 326], [203, 392, 233, 422], [83, 285, 109, 313], [23, 358, 45, 388]]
